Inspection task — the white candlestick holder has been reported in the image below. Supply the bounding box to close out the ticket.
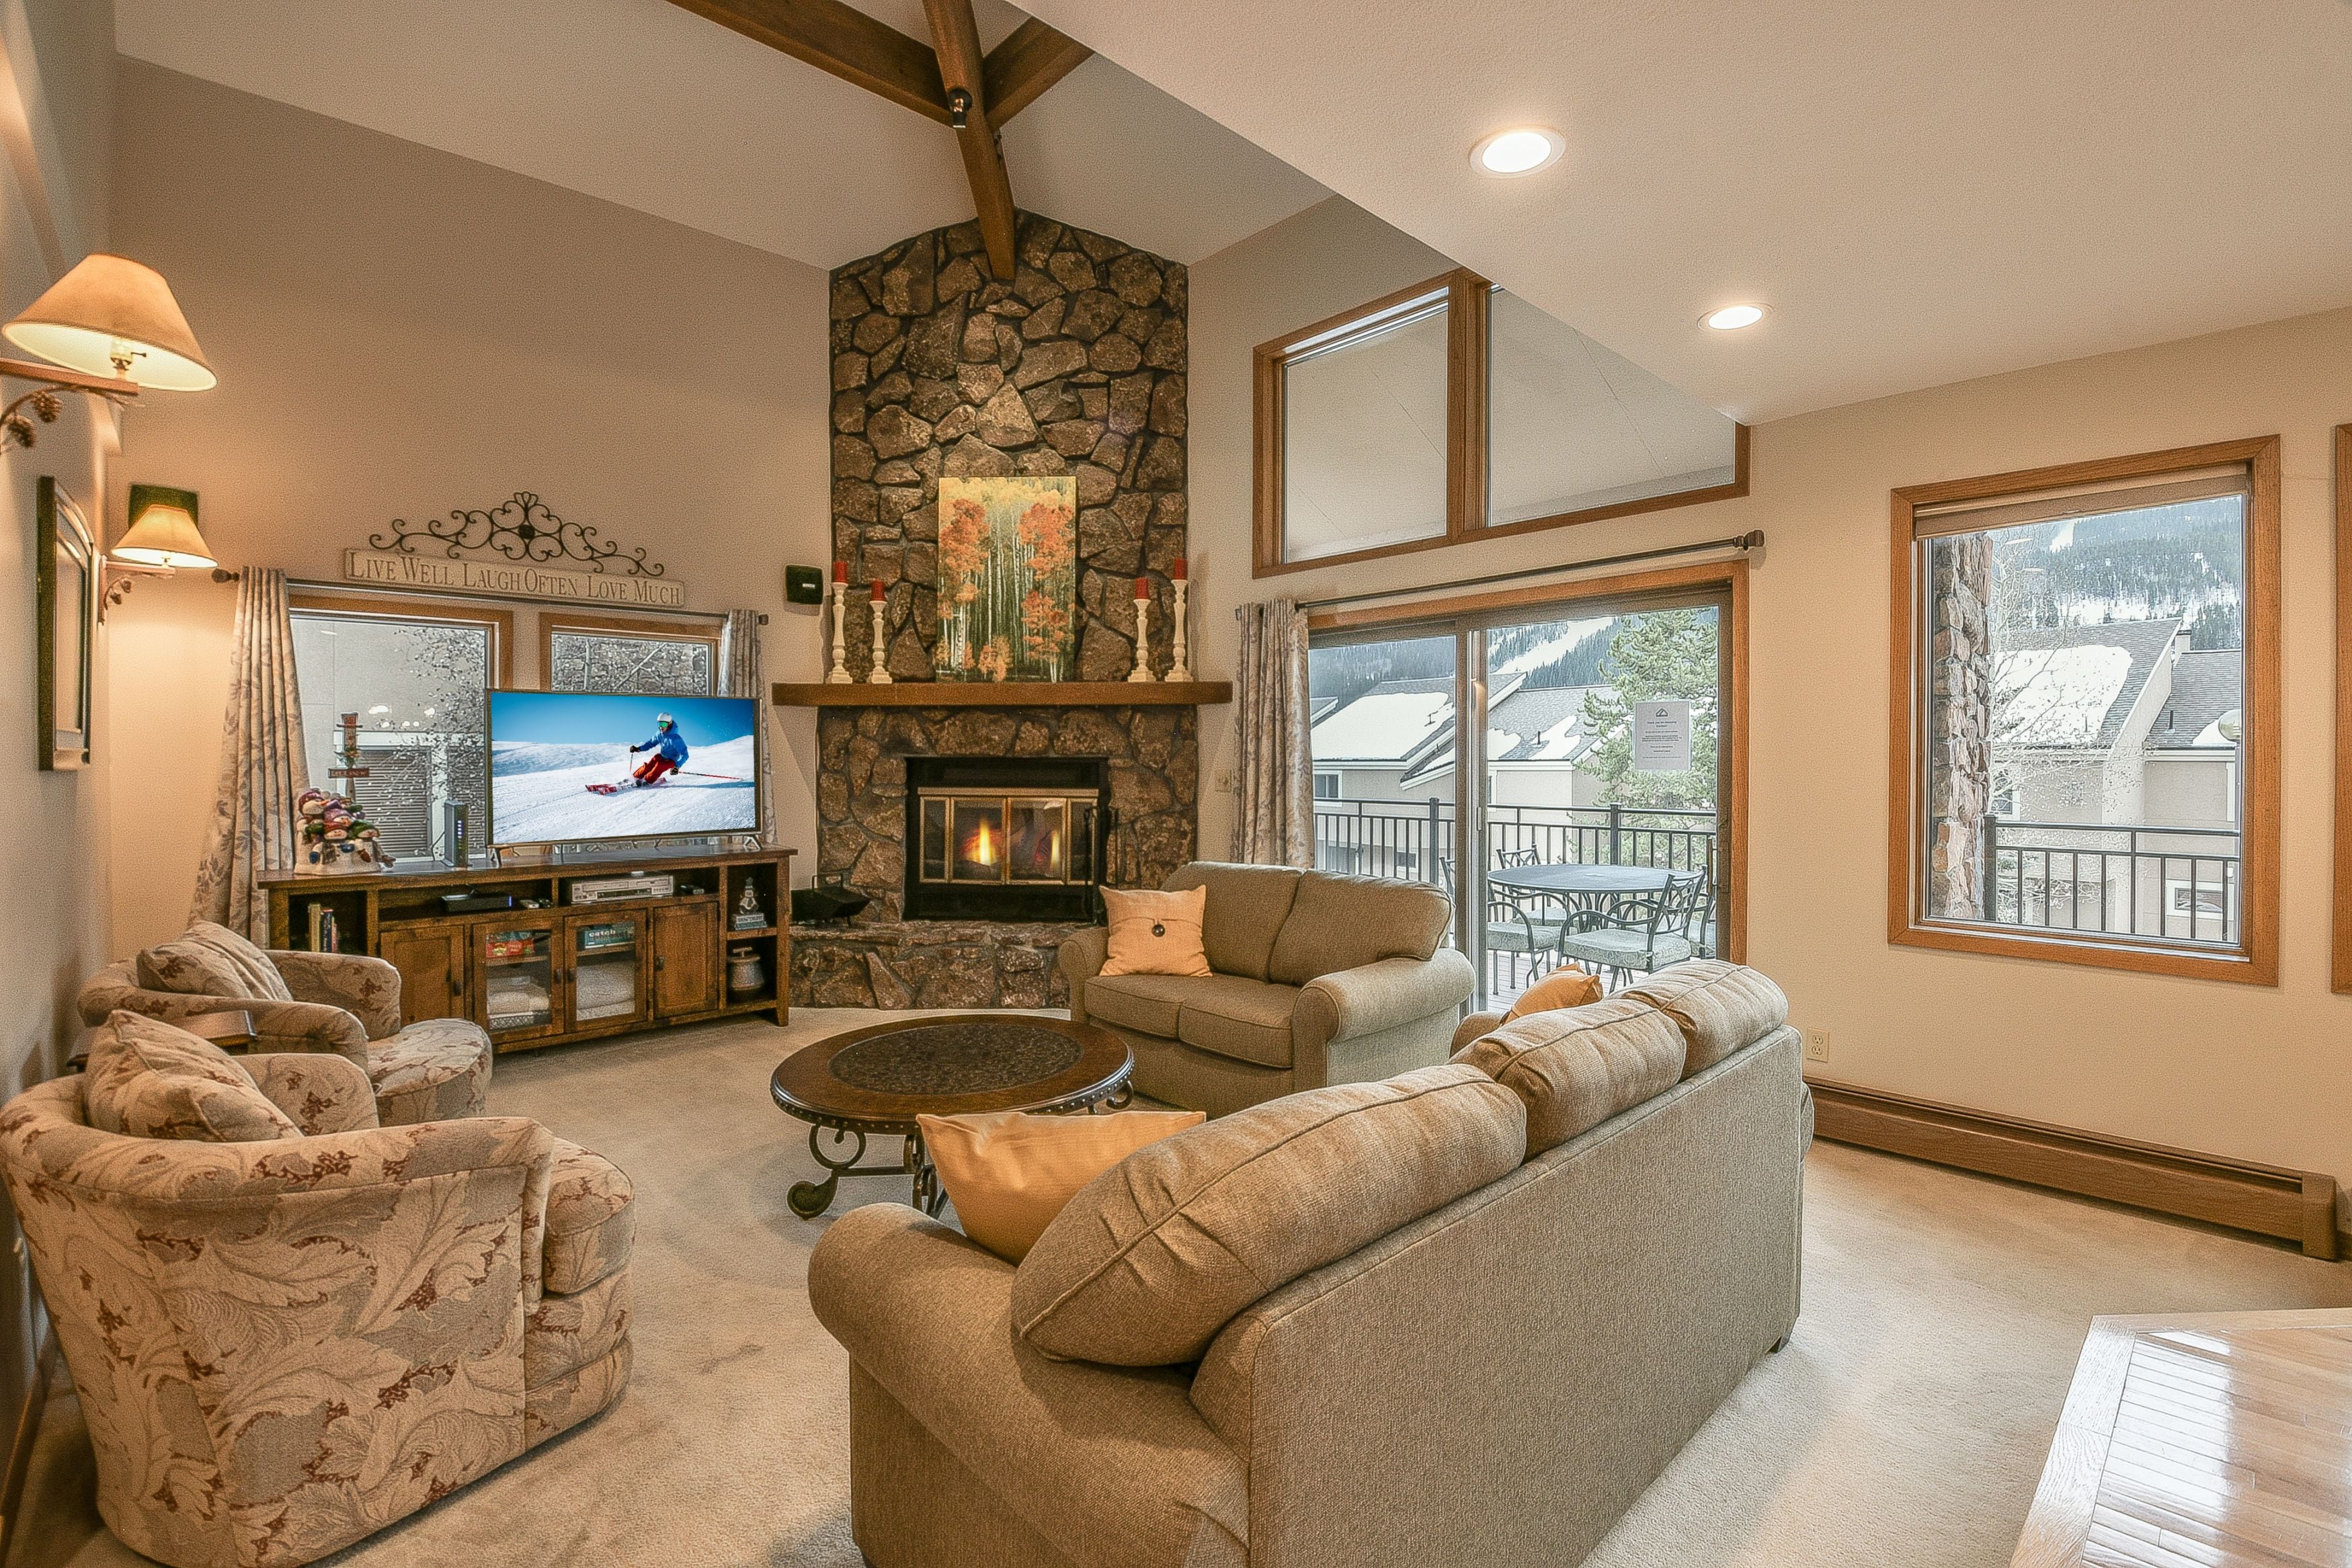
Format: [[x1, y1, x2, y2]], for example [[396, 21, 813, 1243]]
[[868, 594, 893, 683], [1168, 579, 1190, 682], [1129, 594, 1155, 683], [825, 581, 852, 684]]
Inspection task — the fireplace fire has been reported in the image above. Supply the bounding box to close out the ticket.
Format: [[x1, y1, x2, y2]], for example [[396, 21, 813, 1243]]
[[903, 755, 1108, 920]]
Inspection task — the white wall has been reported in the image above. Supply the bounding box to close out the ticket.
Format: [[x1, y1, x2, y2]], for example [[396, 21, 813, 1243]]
[[1190, 196, 2352, 1204], [106, 63, 833, 952]]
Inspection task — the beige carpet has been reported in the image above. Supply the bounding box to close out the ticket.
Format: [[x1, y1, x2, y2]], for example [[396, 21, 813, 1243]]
[[12, 1009, 2349, 1567]]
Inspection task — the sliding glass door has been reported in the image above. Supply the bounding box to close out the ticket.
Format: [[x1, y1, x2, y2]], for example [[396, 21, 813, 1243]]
[[1308, 580, 1734, 1009], [1305, 630, 1459, 886]]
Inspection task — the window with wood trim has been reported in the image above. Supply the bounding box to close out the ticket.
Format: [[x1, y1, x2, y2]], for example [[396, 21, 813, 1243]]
[[541, 612, 719, 696], [1254, 271, 1747, 576], [288, 593, 514, 862], [1890, 438, 2280, 984]]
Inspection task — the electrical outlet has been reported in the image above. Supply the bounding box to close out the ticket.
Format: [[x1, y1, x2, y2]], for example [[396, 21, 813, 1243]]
[[1801, 1028, 1830, 1065], [1213, 768, 1233, 792]]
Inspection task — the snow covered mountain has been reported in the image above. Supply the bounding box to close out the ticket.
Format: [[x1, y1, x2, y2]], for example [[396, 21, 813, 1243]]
[[490, 735, 758, 844]]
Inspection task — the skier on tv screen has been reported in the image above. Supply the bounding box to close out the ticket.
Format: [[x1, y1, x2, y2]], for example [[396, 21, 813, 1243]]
[[626, 713, 689, 787]]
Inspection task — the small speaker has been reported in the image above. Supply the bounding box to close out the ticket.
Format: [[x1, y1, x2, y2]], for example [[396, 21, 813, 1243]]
[[442, 801, 471, 868], [784, 565, 827, 605]]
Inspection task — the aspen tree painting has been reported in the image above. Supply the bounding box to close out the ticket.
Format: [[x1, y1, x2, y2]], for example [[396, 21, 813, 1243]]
[[935, 476, 1078, 681]]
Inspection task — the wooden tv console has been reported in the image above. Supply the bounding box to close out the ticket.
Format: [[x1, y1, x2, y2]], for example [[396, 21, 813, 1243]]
[[261, 849, 794, 1053]]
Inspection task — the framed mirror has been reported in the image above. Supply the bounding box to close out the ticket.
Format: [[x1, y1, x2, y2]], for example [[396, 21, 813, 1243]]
[[36, 475, 96, 770]]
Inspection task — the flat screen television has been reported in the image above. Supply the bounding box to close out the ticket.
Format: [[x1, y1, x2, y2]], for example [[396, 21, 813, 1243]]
[[487, 690, 760, 847]]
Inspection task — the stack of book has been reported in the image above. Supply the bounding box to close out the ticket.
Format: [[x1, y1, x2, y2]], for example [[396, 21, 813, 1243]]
[[305, 905, 343, 953]]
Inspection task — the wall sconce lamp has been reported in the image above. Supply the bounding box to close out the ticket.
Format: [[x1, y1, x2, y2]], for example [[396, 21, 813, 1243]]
[[104, 484, 234, 615], [0, 252, 214, 449]]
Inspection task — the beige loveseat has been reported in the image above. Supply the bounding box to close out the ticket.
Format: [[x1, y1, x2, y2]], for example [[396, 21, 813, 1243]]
[[1059, 863, 1475, 1116], [0, 1024, 633, 1568], [813, 960, 1809, 1568]]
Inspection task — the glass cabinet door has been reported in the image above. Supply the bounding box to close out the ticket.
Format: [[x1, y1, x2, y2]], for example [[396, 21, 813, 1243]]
[[478, 922, 558, 1042], [568, 911, 649, 1031]]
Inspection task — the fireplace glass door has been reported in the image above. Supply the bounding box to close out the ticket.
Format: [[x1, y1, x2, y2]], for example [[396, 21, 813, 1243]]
[[952, 799, 1006, 881]]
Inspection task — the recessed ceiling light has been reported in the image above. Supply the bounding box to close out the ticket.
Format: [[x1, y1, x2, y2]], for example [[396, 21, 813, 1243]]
[[1703, 304, 1767, 331], [1471, 127, 1564, 177]]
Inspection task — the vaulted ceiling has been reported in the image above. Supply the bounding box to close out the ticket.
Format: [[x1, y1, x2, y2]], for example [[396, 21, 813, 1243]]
[[115, 0, 2352, 421], [1021, 0, 2352, 421], [112, 0, 1328, 270]]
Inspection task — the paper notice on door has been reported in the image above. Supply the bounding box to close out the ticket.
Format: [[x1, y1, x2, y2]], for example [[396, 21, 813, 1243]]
[[1633, 700, 1693, 772]]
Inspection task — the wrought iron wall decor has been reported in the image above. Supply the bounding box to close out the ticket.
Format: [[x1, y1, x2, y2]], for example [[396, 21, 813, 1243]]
[[370, 491, 667, 578]]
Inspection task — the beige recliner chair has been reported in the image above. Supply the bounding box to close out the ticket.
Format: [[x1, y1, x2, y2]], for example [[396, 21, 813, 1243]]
[[0, 1026, 633, 1568], [80, 923, 491, 1127], [1059, 862, 1475, 1117]]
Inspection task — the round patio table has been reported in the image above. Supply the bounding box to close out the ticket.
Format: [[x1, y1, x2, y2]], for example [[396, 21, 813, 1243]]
[[1486, 863, 1676, 905]]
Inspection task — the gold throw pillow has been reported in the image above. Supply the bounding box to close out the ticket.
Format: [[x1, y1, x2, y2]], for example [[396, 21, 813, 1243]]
[[1098, 885, 1213, 977], [1501, 966, 1603, 1021], [918, 1108, 1205, 1262]]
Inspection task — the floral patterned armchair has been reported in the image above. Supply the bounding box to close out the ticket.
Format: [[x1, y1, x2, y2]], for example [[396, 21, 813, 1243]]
[[0, 1038, 633, 1567], [79, 926, 492, 1127]]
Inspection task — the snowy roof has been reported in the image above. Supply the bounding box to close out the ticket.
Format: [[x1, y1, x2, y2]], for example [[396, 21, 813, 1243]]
[[2146, 649, 2242, 750], [1992, 618, 2183, 753], [1397, 684, 1614, 785], [1309, 678, 1457, 763]]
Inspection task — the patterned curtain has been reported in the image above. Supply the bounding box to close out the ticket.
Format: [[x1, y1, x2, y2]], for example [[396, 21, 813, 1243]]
[[717, 609, 774, 846], [1232, 597, 1313, 868], [190, 569, 311, 942]]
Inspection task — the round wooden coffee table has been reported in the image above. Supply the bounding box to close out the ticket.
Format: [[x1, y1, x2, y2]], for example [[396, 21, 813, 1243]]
[[770, 1014, 1133, 1219]]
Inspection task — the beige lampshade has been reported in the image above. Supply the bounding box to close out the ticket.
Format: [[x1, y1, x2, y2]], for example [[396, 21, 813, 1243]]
[[3, 253, 214, 390], [112, 503, 216, 569]]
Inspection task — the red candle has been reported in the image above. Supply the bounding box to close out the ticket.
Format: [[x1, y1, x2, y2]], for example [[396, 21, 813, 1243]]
[[832, 561, 848, 583], [1133, 576, 1149, 600], [1170, 557, 1186, 581], [870, 579, 886, 602]]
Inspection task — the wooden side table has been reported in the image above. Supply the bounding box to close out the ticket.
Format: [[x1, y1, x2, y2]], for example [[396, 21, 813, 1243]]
[[2012, 1307, 2352, 1567]]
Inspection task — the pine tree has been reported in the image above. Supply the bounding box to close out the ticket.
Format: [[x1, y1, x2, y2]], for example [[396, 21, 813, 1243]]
[[1579, 611, 1719, 812]]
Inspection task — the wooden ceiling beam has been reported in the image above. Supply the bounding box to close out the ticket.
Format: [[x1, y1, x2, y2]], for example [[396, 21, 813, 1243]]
[[666, 0, 952, 124], [981, 18, 1092, 126], [922, 0, 1018, 280]]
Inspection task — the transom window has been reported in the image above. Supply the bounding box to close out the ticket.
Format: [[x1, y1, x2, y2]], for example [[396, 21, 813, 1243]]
[[1254, 270, 1746, 575], [1890, 438, 2280, 983], [542, 613, 717, 696]]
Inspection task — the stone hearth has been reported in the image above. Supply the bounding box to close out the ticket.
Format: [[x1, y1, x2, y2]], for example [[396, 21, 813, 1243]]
[[788, 918, 1084, 1010]]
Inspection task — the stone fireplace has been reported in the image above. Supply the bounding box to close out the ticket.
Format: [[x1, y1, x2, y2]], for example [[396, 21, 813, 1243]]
[[788, 210, 1199, 1011]]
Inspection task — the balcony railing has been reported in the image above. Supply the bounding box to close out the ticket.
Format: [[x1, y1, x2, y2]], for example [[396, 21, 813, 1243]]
[[1977, 817, 2242, 948], [1311, 797, 1719, 1000], [1311, 798, 1718, 888]]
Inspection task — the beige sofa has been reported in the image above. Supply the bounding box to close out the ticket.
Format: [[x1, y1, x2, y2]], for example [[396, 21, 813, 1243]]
[[1059, 863, 1475, 1116], [813, 960, 1809, 1568], [0, 1026, 633, 1568]]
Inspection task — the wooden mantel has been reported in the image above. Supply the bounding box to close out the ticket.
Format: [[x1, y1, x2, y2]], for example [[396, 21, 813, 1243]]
[[772, 681, 1232, 708]]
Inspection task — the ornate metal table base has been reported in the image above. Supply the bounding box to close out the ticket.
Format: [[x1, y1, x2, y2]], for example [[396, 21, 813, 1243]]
[[773, 1015, 1135, 1219], [784, 1087, 1133, 1219]]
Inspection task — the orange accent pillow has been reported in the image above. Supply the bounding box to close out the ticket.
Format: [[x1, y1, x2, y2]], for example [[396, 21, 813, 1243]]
[[1502, 966, 1604, 1022], [918, 1109, 1207, 1262], [1098, 885, 1213, 977]]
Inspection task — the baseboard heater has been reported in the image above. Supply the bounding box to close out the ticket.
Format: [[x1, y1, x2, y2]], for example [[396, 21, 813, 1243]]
[[1807, 1079, 2340, 1260]]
